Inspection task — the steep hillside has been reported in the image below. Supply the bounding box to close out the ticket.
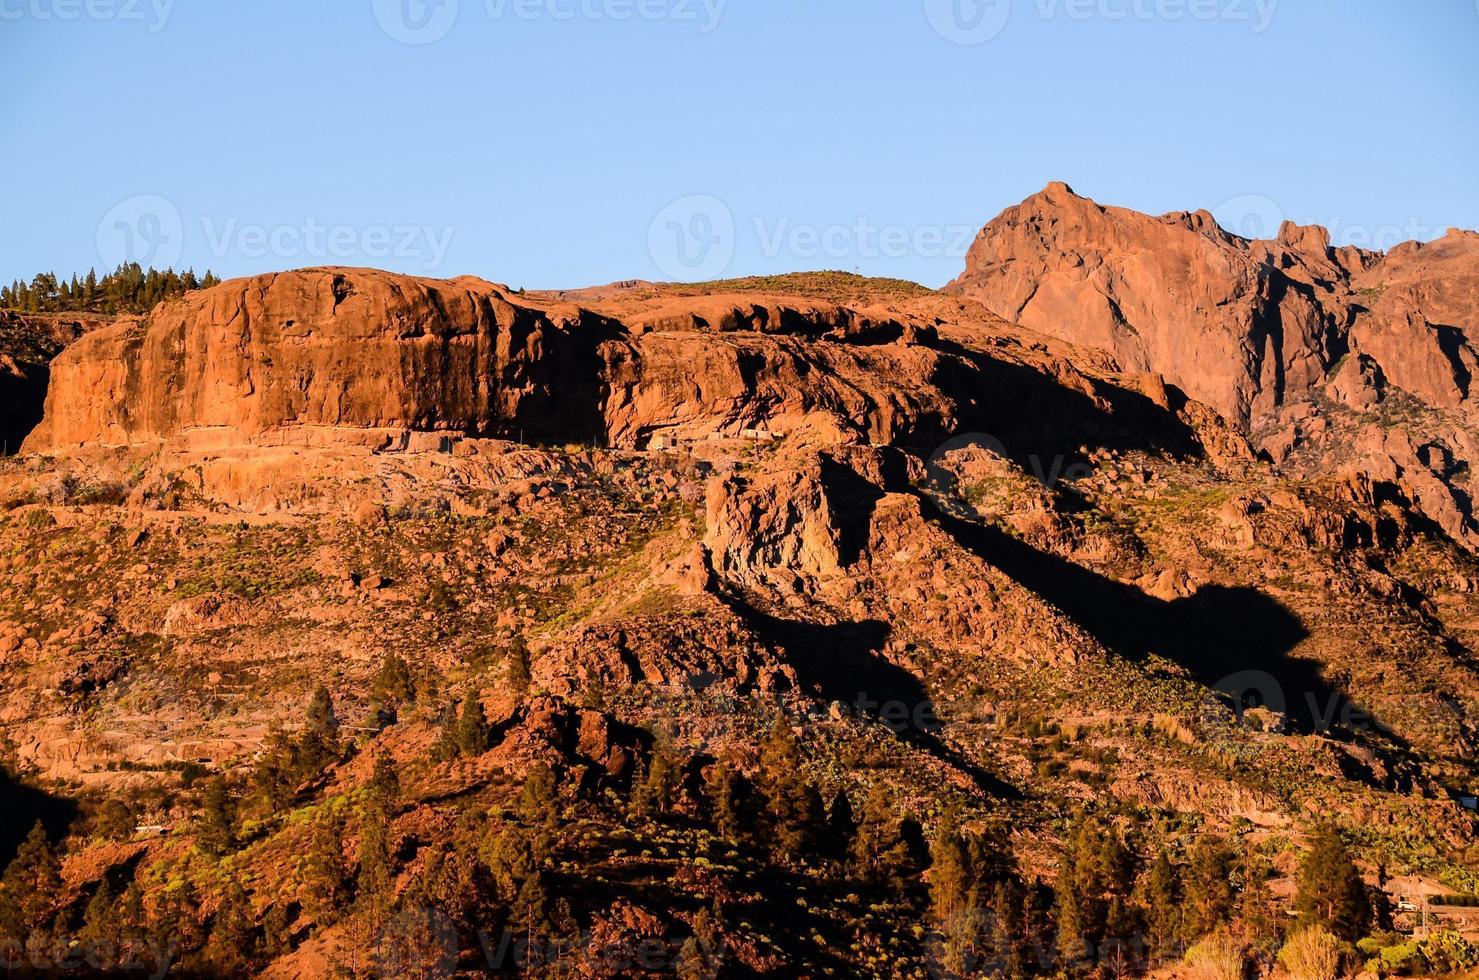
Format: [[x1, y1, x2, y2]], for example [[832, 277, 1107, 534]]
[[1, 220, 1477, 976]]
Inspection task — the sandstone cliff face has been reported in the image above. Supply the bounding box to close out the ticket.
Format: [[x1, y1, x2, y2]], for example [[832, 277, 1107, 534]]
[[23, 269, 618, 451], [26, 268, 1188, 464]]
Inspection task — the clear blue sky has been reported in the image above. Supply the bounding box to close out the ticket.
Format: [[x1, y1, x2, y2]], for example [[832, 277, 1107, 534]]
[[2, 0, 1476, 289]]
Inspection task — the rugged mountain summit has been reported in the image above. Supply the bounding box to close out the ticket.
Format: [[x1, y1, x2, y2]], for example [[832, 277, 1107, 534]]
[[946, 182, 1479, 546]]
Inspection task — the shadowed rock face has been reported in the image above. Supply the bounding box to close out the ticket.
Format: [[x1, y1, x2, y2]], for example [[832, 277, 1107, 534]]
[[0, 312, 97, 455], [24, 266, 1203, 461], [945, 182, 1479, 432]]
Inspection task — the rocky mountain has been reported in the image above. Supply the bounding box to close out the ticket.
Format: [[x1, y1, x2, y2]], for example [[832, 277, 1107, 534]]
[[1, 190, 1477, 977], [946, 182, 1479, 548]]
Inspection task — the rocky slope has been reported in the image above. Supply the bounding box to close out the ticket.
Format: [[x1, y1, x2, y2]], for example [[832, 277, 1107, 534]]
[[1, 194, 1477, 975]]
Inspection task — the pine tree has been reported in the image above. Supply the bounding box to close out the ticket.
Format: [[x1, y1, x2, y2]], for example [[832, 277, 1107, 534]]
[[1185, 836, 1236, 940], [705, 761, 751, 844], [201, 882, 257, 974], [262, 900, 292, 958], [197, 774, 235, 856], [251, 720, 298, 814], [930, 808, 974, 923], [1055, 859, 1089, 968], [0, 821, 62, 935], [356, 805, 395, 926], [1238, 848, 1281, 960], [155, 878, 207, 961], [482, 822, 548, 947], [95, 798, 135, 840], [987, 878, 1029, 980], [370, 652, 416, 719], [115, 884, 149, 964], [827, 789, 857, 862], [633, 741, 682, 819], [413, 814, 488, 931], [432, 703, 461, 762], [297, 684, 341, 776], [454, 692, 490, 757], [1144, 848, 1183, 959], [77, 880, 122, 961], [302, 813, 349, 926], [517, 761, 559, 828], [366, 753, 400, 817], [1053, 811, 1137, 968], [506, 636, 532, 695], [1294, 826, 1371, 942], [851, 784, 914, 894]]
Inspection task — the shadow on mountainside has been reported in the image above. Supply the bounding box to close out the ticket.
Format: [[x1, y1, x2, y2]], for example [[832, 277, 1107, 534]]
[[922, 501, 1379, 737], [720, 594, 1019, 798], [929, 340, 1203, 466], [0, 768, 76, 868], [0, 365, 50, 455]]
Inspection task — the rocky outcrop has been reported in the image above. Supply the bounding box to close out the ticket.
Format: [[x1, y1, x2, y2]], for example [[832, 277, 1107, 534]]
[[946, 183, 1479, 547], [946, 183, 1479, 432], [1350, 229, 1479, 408], [944, 182, 1364, 428], [23, 269, 620, 451], [27, 267, 1215, 467]]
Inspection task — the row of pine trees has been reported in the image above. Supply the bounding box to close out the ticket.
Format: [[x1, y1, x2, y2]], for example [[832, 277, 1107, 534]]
[[1, 263, 221, 316], [0, 652, 1383, 976]]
